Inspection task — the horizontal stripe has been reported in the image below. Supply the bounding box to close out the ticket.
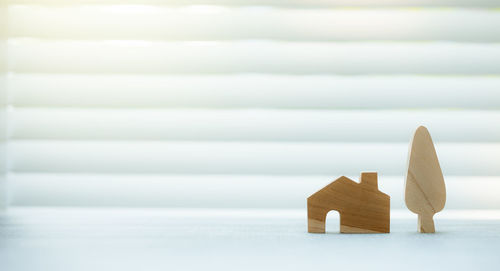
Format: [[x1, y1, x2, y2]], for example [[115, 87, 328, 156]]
[[10, 174, 500, 209], [9, 7, 500, 42], [9, 141, 500, 175], [10, 109, 500, 142], [7, 208, 500, 221], [10, 74, 500, 109], [9, 40, 500, 74], [0, 3, 5, 38], [7, 0, 500, 8], [0, 74, 6, 106], [0, 42, 6, 72]]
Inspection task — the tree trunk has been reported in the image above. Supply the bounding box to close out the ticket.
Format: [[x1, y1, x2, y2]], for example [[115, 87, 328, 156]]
[[418, 214, 435, 233]]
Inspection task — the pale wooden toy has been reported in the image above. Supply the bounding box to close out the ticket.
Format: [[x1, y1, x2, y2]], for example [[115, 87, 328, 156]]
[[405, 126, 446, 233], [307, 172, 390, 233]]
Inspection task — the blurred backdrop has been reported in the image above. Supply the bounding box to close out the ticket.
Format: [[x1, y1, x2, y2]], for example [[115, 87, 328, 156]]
[[1, 0, 7, 210], [1, 0, 500, 210]]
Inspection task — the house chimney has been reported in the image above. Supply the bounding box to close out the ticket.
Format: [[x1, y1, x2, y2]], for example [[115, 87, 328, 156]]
[[360, 172, 378, 189]]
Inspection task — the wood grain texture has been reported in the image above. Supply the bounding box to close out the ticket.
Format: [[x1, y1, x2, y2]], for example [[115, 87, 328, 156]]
[[307, 172, 390, 233], [405, 126, 446, 233]]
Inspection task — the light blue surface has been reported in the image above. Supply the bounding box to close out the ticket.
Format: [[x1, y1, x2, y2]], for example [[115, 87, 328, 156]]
[[1, 208, 499, 271]]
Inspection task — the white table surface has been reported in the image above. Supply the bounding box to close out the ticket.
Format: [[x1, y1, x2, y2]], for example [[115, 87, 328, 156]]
[[1, 208, 500, 271]]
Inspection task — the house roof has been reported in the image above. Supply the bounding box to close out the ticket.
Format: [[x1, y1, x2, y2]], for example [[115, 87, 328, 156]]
[[307, 176, 356, 200]]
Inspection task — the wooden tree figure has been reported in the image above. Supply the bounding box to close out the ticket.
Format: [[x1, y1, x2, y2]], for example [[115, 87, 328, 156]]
[[405, 126, 446, 233], [307, 172, 390, 234]]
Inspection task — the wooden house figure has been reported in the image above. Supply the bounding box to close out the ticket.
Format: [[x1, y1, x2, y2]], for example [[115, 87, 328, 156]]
[[307, 172, 390, 233]]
